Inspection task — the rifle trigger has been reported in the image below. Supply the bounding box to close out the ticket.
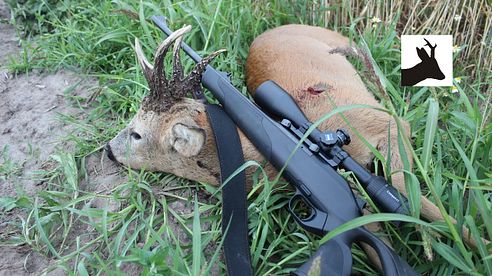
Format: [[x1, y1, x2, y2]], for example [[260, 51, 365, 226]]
[[288, 191, 328, 236]]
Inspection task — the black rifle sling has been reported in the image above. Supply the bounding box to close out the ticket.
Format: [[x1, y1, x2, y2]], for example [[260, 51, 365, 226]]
[[206, 104, 253, 276]]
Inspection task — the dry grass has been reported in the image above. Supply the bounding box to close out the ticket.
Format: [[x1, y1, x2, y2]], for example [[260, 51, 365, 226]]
[[309, 0, 491, 78]]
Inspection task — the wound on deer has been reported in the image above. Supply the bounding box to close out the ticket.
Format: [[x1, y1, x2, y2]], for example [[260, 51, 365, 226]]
[[304, 83, 330, 95]]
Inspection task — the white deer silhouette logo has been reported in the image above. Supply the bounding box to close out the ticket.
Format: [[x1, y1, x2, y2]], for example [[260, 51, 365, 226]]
[[401, 38, 445, 86]]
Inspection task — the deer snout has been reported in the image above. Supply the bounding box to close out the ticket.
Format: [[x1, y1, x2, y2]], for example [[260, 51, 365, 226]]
[[436, 70, 445, 80], [104, 143, 117, 162]]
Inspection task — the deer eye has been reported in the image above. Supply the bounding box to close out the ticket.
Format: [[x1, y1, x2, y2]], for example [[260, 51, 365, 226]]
[[130, 132, 142, 140]]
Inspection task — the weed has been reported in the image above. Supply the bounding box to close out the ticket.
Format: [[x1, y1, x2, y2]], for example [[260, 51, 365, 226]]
[[0, 146, 24, 181], [5, 0, 70, 36]]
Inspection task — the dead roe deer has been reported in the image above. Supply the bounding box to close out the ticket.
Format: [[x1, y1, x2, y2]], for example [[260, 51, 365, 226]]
[[401, 38, 445, 86], [105, 24, 480, 249]]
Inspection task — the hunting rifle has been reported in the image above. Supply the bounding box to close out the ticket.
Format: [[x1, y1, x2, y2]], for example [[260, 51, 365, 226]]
[[152, 15, 417, 276]]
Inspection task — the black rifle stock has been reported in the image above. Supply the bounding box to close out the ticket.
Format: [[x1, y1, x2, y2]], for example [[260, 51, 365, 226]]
[[151, 15, 417, 276]]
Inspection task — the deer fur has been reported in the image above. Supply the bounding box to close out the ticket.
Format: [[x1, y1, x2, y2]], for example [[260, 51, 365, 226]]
[[106, 24, 485, 252]]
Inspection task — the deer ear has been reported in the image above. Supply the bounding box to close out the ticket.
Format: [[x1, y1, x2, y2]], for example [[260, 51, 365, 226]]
[[170, 123, 206, 157], [416, 47, 429, 60]]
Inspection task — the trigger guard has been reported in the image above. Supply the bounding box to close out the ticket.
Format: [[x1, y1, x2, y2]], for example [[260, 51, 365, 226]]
[[288, 190, 329, 236], [289, 193, 316, 221]]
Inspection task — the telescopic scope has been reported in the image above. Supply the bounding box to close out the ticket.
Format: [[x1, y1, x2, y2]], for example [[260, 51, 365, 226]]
[[254, 80, 410, 218]]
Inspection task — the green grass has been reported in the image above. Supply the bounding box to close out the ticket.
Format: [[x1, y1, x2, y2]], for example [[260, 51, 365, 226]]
[[1, 0, 491, 275], [0, 146, 24, 182]]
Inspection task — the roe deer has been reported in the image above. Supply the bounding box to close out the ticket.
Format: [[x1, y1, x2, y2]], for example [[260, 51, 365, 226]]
[[105, 24, 482, 251], [401, 38, 445, 86]]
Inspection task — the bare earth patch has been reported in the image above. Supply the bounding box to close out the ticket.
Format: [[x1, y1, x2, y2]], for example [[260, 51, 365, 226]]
[[0, 70, 93, 275], [0, 71, 93, 195], [0, 1, 17, 67], [0, 1, 102, 274], [0, 2, 204, 274]]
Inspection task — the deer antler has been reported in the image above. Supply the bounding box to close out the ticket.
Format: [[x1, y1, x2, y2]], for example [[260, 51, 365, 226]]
[[134, 25, 225, 112], [423, 38, 437, 58]]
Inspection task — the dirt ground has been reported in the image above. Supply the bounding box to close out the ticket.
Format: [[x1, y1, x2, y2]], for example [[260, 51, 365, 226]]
[[0, 1, 128, 274], [0, 1, 205, 274]]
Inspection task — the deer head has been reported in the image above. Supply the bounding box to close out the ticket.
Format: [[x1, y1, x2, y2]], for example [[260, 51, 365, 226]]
[[105, 26, 224, 184], [401, 38, 445, 86], [415, 38, 445, 80]]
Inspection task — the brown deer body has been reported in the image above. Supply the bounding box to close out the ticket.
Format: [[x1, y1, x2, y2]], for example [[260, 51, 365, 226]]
[[106, 24, 481, 250]]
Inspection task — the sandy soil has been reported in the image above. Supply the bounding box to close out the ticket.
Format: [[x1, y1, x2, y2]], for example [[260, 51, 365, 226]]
[[0, 1, 17, 67], [0, 1, 206, 274], [0, 71, 93, 195], [0, 1, 117, 274], [0, 69, 93, 275], [0, 2, 60, 275]]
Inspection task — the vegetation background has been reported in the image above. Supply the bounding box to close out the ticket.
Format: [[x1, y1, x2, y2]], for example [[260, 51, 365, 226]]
[[1, 0, 490, 275]]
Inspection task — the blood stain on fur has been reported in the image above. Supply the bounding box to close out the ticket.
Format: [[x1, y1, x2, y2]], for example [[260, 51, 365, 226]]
[[304, 82, 331, 95]]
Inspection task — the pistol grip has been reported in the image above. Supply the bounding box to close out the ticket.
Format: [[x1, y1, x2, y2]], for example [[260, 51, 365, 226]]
[[293, 227, 418, 276], [353, 227, 417, 275], [293, 234, 353, 276]]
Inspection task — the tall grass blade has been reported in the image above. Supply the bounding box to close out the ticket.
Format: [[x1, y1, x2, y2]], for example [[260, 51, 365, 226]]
[[320, 213, 437, 244], [448, 132, 492, 242], [431, 240, 473, 273], [422, 98, 439, 171], [192, 196, 202, 276], [464, 216, 492, 274]]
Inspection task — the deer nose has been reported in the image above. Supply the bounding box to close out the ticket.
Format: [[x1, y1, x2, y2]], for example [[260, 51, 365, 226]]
[[104, 143, 116, 162]]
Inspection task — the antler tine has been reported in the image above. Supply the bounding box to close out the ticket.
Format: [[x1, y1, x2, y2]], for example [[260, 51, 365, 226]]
[[184, 49, 226, 86], [134, 38, 154, 83], [141, 27, 224, 112], [171, 34, 185, 83], [152, 25, 192, 90], [423, 38, 435, 47], [423, 38, 436, 58]]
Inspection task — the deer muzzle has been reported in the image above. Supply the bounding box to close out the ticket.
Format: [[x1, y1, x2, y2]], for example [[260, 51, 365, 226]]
[[104, 143, 117, 162]]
